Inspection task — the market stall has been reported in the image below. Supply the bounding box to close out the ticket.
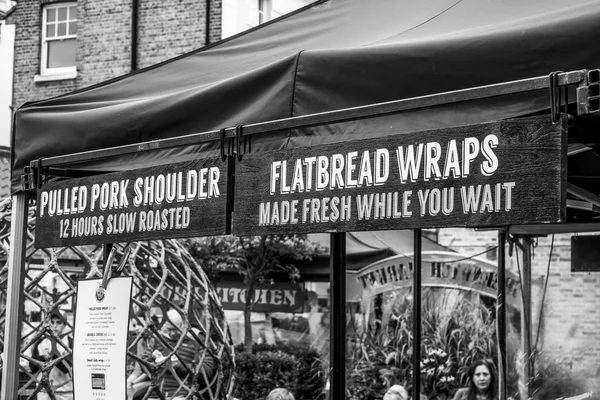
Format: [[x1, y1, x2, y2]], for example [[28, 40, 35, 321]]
[[6, 0, 600, 399]]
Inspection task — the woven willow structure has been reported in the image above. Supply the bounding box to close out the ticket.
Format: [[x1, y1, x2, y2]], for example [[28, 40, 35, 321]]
[[0, 198, 235, 400]]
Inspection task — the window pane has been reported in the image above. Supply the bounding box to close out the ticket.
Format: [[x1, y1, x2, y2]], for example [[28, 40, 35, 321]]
[[46, 24, 55, 38], [57, 22, 67, 37], [47, 38, 76, 69], [47, 8, 56, 22], [68, 22, 77, 36], [68, 6, 77, 19], [57, 7, 68, 21]]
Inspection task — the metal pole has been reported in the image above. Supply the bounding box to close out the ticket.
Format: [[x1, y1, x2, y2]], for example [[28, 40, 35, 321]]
[[497, 231, 507, 400], [520, 237, 533, 400], [1, 193, 29, 400], [412, 229, 422, 399], [330, 232, 346, 400]]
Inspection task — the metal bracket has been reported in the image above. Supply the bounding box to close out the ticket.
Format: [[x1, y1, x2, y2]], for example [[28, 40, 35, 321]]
[[21, 158, 47, 194], [20, 166, 36, 193], [576, 69, 600, 116], [549, 71, 563, 123], [219, 128, 227, 161]]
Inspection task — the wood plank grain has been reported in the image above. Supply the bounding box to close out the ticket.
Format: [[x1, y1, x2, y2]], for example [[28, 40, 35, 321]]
[[35, 157, 229, 248], [233, 115, 567, 235]]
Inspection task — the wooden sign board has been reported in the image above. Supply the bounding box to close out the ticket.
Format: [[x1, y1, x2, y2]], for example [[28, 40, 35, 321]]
[[233, 116, 567, 235], [35, 157, 230, 248]]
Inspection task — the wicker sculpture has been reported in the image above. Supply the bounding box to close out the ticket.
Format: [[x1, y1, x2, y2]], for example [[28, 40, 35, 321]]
[[0, 198, 235, 400]]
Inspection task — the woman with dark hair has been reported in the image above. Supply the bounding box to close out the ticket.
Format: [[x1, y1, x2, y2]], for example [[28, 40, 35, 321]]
[[452, 359, 498, 400]]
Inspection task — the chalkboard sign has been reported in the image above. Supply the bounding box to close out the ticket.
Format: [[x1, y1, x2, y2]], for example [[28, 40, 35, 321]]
[[571, 235, 600, 272]]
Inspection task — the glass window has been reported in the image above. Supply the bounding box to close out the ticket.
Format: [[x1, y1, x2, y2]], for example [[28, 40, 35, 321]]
[[41, 3, 77, 76]]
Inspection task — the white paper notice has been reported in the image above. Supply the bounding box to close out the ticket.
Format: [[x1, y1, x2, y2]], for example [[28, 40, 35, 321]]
[[73, 277, 133, 400]]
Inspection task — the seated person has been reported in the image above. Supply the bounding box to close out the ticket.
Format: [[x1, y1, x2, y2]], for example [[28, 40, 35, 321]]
[[151, 309, 216, 400]]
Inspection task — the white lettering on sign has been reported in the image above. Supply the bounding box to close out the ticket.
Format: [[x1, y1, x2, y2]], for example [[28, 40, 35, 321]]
[[268, 136, 497, 194], [395, 135, 498, 184], [39, 163, 223, 243], [254, 131, 520, 228], [258, 196, 352, 226], [269, 149, 395, 194], [132, 167, 220, 206], [39, 185, 89, 217]]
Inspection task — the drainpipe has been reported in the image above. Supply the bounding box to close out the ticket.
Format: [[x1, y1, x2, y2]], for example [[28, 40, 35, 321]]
[[131, 0, 138, 71], [205, 0, 210, 46]]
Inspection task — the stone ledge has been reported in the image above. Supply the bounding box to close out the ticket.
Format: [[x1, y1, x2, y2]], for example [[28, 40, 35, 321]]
[[34, 71, 78, 82]]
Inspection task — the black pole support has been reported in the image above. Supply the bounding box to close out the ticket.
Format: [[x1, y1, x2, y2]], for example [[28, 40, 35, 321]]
[[412, 229, 422, 399], [498, 231, 507, 400], [330, 232, 346, 400]]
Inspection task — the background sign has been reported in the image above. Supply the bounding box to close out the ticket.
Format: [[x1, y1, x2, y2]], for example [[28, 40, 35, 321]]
[[215, 281, 305, 313], [233, 116, 567, 235], [35, 157, 230, 247], [346, 252, 521, 306]]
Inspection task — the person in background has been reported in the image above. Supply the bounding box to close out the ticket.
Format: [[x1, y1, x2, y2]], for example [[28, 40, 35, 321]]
[[153, 309, 215, 400], [266, 387, 295, 400], [28, 310, 73, 400], [383, 385, 410, 400], [127, 311, 159, 400], [384, 384, 428, 400], [452, 358, 498, 400]]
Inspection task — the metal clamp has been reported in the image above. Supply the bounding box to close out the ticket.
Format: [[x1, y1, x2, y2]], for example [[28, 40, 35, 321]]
[[235, 125, 244, 161], [576, 69, 600, 116], [21, 158, 47, 193], [549, 71, 563, 124], [36, 158, 44, 189], [21, 166, 35, 192], [219, 128, 227, 162]]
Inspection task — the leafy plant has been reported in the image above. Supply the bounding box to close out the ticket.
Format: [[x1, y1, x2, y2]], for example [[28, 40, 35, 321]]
[[420, 346, 456, 400], [518, 352, 592, 400], [346, 289, 501, 400], [234, 342, 326, 400]]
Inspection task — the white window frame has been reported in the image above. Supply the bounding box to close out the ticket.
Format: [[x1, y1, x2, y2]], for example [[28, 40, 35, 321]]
[[257, 0, 272, 25], [40, 2, 77, 77], [246, 0, 272, 29]]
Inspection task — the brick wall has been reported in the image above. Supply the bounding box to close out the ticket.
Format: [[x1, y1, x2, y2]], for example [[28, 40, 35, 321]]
[[440, 228, 600, 381], [138, 0, 206, 69], [12, 0, 222, 109], [77, 0, 132, 87], [12, 0, 78, 109]]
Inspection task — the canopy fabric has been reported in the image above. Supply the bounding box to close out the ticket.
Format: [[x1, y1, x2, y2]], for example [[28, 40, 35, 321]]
[[11, 0, 600, 193]]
